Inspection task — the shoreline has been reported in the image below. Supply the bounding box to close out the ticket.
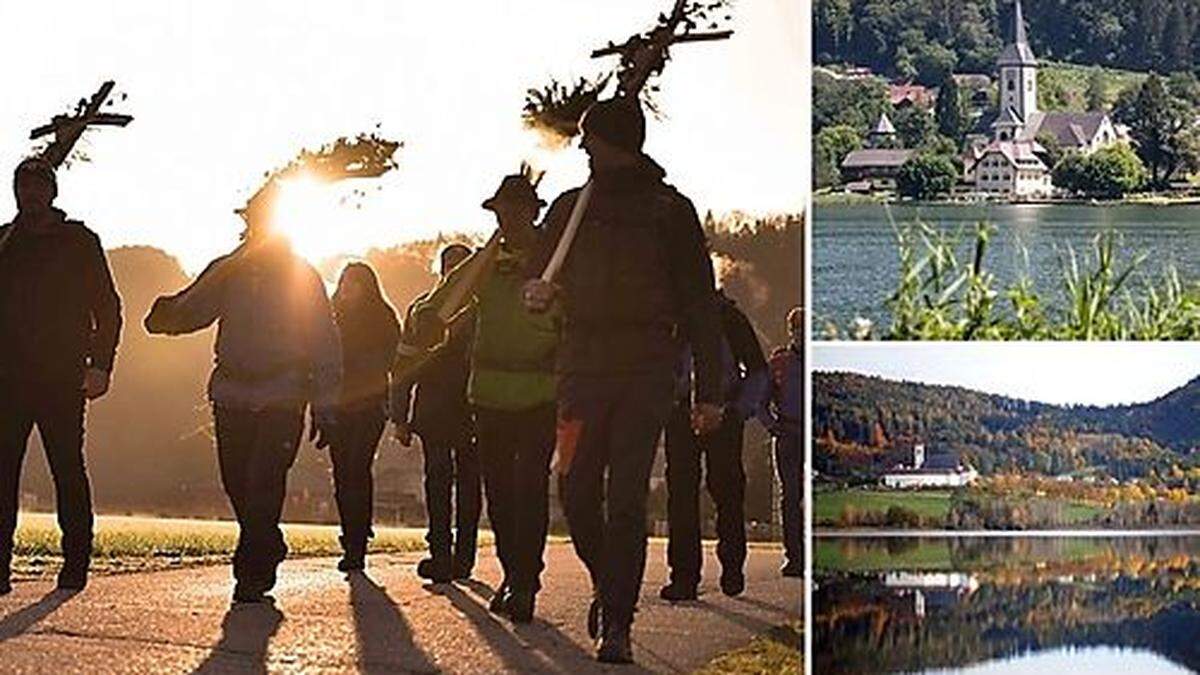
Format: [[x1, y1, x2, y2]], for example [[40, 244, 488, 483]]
[[815, 528, 1200, 538], [815, 194, 1200, 207]]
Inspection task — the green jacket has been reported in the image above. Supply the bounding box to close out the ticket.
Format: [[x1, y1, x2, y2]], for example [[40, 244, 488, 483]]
[[417, 241, 559, 411]]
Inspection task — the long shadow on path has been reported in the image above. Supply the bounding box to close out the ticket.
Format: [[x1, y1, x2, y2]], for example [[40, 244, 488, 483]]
[[436, 580, 646, 674], [0, 589, 75, 642], [191, 602, 284, 674], [349, 571, 439, 674]]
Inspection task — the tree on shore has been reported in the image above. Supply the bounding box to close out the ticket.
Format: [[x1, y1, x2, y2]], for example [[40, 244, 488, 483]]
[[1114, 73, 1197, 187], [935, 74, 966, 143], [1052, 144, 1147, 198], [896, 153, 958, 199], [815, 124, 862, 188]]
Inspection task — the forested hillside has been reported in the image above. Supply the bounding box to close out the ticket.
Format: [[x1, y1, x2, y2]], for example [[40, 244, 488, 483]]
[[813, 371, 1200, 481], [815, 0, 1200, 81]]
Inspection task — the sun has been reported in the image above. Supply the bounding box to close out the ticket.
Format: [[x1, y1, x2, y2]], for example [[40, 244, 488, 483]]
[[271, 173, 354, 263]]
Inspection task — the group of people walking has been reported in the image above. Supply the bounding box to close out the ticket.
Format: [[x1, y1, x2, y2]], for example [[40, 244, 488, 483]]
[[0, 98, 801, 665]]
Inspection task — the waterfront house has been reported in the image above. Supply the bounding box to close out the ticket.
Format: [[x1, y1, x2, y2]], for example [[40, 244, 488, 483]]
[[840, 148, 914, 190]]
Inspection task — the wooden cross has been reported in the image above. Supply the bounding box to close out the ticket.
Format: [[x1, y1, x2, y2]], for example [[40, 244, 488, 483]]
[[590, 0, 734, 100], [30, 80, 133, 168]]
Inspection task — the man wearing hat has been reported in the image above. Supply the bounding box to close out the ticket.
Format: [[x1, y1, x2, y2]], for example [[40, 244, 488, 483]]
[[392, 242, 481, 584], [404, 167, 559, 622], [0, 158, 123, 594], [523, 99, 724, 663], [144, 182, 341, 604]]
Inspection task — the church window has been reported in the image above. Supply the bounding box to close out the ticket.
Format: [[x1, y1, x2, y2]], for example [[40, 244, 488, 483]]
[[1007, 79, 1014, 92]]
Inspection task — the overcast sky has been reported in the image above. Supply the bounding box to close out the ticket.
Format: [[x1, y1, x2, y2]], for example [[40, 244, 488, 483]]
[[812, 343, 1200, 407], [0, 0, 803, 271]]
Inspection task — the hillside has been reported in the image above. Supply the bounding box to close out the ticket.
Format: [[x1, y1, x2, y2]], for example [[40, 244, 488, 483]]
[[815, 0, 1200, 81], [813, 371, 1200, 481]]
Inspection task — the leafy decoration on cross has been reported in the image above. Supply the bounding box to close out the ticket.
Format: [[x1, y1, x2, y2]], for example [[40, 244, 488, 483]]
[[522, 0, 734, 145]]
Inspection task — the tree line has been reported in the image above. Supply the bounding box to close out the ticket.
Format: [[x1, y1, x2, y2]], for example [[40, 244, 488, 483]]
[[816, 0, 1200, 82]]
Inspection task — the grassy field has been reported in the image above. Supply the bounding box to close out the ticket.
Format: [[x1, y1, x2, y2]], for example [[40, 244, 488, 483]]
[[697, 621, 802, 675], [813, 489, 953, 526], [814, 488, 1107, 529], [11, 512, 453, 579]]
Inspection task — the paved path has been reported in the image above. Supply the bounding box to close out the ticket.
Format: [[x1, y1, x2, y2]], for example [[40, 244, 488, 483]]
[[0, 542, 800, 673]]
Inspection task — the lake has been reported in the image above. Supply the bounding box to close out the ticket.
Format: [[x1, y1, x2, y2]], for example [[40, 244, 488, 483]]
[[814, 533, 1200, 674], [813, 203, 1200, 336]]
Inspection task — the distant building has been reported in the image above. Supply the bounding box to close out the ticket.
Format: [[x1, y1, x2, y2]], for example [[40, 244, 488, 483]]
[[972, 140, 1052, 197], [882, 444, 979, 489], [965, 0, 1119, 197], [867, 112, 898, 147], [840, 148, 914, 190], [889, 83, 934, 109]]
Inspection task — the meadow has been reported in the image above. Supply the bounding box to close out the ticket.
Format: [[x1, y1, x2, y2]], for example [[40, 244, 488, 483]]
[[10, 512, 455, 579], [814, 487, 1106, 530]]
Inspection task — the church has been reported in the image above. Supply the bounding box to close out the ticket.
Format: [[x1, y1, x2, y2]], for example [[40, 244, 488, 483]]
[[965, 0, 1120, 198]]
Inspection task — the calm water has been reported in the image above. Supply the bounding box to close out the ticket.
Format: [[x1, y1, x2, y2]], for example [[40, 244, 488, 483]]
[[814, 534, 1200, 674], [813, 203, 1200, 335]]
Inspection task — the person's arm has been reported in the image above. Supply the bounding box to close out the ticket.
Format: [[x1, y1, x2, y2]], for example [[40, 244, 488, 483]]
[[725, 305, 769, 420], [664, 196, 722, 406], [85, 233, 123, 375], [305, 270, 343, 414], [144, 256, 228, 335], [389, 302, 420, 427]]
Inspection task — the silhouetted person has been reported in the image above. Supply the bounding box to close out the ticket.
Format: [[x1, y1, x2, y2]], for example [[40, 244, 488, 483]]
[[524, 99, 724, 664], [0, 157, 122, 594], [661, 291, 767, 601], [144, 185, 341, 603], [760, 306, 801, 577], [412, 171, 559, 623], [391, 244, 481, 583], [329, 262, 400, 572]]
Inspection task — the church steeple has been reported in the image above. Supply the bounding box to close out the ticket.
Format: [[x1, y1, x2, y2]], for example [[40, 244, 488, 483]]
[[1013, 0, 1028, 47], [996, 0, 1038, 130]]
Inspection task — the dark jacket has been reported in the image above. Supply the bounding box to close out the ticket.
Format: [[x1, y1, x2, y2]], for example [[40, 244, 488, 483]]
[[393, 296, 475, 444], [759, 343, 801, 437], [334, 298, 400, 410], [0, 210, 122, 384], [534, 157, 722, 403], [676, 295, 768, 418], [145, 245, 342, 411]]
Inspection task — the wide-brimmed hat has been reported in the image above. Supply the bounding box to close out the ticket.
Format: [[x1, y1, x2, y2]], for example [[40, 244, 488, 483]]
[[482, 174, 545, 211]]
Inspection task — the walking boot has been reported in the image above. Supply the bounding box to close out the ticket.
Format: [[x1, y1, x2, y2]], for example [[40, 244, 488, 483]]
[[57, 559, 88, 592], [586, 596, 602, 639], [451, 558, 473, 581], [416, 556, 453, 583], [720, 567, 745, 597], [489, 581, 512, 615], [596, 621, 634, 664], [659, 581, 699, 602], [338, 536, 367, 573], [507, 589, 536, 624], [232, 585, 274, 605], [780, 559, 802, 578]]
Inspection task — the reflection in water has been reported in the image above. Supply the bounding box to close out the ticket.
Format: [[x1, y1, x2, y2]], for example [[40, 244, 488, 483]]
[[814, 535, 1200, 674]]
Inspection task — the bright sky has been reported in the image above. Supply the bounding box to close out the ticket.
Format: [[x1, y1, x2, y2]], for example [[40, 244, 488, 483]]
[[0, 0, 803, 272], [812, 343, 1200, 407]]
